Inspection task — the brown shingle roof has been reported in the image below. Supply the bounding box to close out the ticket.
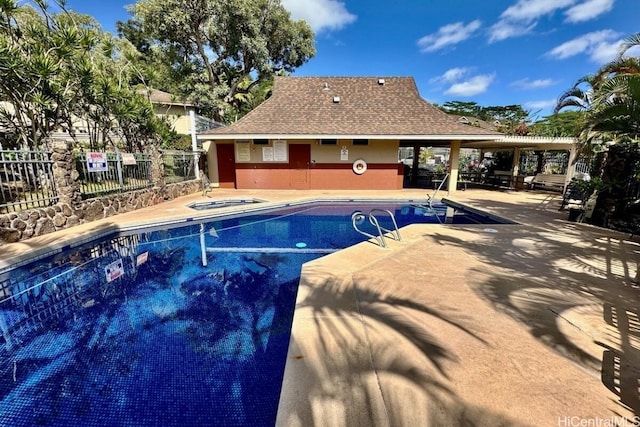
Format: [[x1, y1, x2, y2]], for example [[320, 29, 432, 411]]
[[202, 76, 501, 138], [137, 88, 195, 107]]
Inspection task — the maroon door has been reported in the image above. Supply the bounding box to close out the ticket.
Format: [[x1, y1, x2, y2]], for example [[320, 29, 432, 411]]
[[289, 144, 310, 189], [216, 144, 236, 188]]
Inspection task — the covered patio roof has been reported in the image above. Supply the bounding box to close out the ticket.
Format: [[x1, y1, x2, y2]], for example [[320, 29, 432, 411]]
[[401, 135, 577, 151]]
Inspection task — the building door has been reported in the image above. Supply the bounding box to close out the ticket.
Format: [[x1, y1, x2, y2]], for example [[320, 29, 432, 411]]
[[289, 144, 310, 189], [216, 143, 236, 188]]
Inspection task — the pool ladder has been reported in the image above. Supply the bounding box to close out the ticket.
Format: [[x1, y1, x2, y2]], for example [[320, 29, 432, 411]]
[[351, 208, 402, 248], [408, 172, 449, 224]]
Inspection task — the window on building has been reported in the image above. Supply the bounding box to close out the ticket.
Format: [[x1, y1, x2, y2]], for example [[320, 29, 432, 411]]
[[320, 139, 337, 145]]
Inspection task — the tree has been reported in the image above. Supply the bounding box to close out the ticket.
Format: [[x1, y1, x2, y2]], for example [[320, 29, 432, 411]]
[[439, 101, 482, 117], [125, 0, 315, 122], [529, 111, 586, 137], [481, 105, 531, 135], [437, 101, 532, 135], [555, 33, 640, 151], [0, 1, 96, 149], [0, 1, 175, 151], [555, 32, 640, 227]]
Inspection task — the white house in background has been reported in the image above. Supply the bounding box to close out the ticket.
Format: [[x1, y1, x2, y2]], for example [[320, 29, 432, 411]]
[[1, 89, 218, 144], [137, 89, 198, 135]]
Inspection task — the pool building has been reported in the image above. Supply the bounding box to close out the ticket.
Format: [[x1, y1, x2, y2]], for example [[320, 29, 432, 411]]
[[197, 76, 502, 191]]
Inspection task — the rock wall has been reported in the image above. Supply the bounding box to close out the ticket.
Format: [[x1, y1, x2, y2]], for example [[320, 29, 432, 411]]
[[0, 178, 201, 245]]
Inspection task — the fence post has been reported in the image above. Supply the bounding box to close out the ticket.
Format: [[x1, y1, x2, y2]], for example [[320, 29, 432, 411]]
[[51, 140, 81, 207], [115, 149, 124, 190]]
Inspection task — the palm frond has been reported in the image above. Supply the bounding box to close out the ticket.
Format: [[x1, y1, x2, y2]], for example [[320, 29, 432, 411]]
[[554, 87, 591, 113], [619, 32, 640, 57]]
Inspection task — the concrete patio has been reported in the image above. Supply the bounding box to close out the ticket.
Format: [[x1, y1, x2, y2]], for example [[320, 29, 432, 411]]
[[1, 188, 639, 426]]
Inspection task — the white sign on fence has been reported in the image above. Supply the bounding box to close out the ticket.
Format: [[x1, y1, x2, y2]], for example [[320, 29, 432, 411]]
[[105, 259, 124, 282], [121, 153, 137, 165], [136, 252, 149, 266], [87, 152, 108, 172]]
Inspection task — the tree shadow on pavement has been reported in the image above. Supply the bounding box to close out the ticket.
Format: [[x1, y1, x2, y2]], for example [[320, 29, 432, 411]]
[[427, 222, 640, 416], [278, 266, 528, 426]]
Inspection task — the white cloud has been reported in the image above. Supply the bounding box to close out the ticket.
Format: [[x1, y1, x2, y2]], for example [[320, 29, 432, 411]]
[[417, 20, 482, 52], [488, 0, 613, 43], [564, 0, 614, 23], [589, 39, 625, 63], [511, 78, 558, 90], [488, 20, 537, 43], [501, 0, 576, 22], [445, 74, 495, 97], [525, 99, 558, 110], [282, 0, 356, 33], [430, 67, 471, 84], [546, 30, 623, 63]]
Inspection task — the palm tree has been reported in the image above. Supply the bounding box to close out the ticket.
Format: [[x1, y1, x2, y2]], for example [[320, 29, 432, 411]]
[[555, 32, 640, 227]]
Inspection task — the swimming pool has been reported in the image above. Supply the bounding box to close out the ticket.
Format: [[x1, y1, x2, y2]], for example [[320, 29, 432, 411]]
[[0, 199, 510, 426]]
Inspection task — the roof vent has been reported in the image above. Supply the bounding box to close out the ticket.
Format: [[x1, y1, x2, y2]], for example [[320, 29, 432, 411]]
[[377, 78, 385, 86], [323, 82, 330, 90], [333, 96, 341, 103]]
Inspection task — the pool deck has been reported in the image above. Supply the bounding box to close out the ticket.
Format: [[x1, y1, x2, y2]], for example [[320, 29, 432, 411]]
[[2, 188, 639, 426]]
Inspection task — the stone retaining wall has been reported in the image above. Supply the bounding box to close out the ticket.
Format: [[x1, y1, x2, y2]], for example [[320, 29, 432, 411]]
[[0, 141, 203, 245], [0, 180, 200, 245]]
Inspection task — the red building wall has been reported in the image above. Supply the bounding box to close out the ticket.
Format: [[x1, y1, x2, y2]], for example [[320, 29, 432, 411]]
[[234, 163, 403, 190]]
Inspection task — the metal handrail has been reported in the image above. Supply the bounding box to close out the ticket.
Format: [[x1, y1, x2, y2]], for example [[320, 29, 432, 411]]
[[425, 172, 449, 224], [430, 172, 449, 207], [368, 208, 402, 241], [351, 211, 387, 248]]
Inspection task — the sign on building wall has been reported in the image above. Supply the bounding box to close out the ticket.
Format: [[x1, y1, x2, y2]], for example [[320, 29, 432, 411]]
[[262, 146, 274, 161], [341, 146, 349, 161], [273, 140, 287, 162], [87, 152, 108, 172], [235, 141, 251, 162]]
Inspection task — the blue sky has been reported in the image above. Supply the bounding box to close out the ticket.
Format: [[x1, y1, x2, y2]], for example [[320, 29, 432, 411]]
[[63, 0, 638, 119]]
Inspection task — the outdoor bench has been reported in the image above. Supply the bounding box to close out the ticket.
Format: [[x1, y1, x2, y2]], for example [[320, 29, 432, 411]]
[[484, 170, 513, 188], [526, 173, 566, 192]]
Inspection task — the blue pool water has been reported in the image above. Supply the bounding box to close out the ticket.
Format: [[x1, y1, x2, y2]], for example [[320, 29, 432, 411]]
[[0, 200, 509, 426]]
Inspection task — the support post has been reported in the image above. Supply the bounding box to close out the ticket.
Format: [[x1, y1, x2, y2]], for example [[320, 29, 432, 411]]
[[190, 110, 200, 178], [566, 147, 578, 189], [511, 147, 521, 189], [410, 143, 420, 187], [447, 140, 461, 194]]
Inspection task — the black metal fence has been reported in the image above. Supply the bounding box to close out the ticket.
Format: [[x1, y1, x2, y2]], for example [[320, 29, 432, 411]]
[[75, 151, 153, 198], [0, 146, 58, 214], [162, 150, 198, 184], [0, 233, 142, 361], [0, 147, 200, 213]]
